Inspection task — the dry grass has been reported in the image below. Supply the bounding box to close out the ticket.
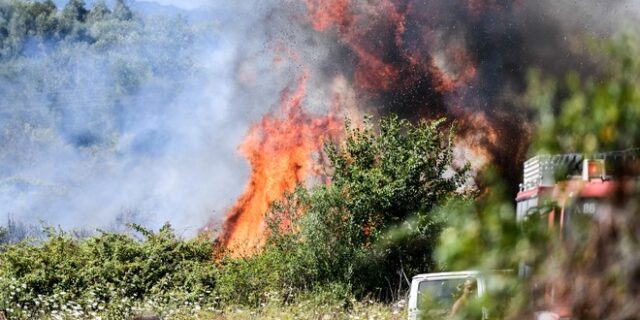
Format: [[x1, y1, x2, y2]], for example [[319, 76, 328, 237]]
[[168, 300, 406, 320]]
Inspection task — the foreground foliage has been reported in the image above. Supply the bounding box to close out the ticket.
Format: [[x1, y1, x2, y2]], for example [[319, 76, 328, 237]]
[[3, 2, 637, 319], [436, 34, 640, 319], [0, 224, 217, 319], [524, 34, 640, 319], [0, 225, 407, 319]]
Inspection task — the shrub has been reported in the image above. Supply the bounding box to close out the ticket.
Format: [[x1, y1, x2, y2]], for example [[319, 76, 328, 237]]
[[250, 115, 470, 302], [0, 224, 217, 319]]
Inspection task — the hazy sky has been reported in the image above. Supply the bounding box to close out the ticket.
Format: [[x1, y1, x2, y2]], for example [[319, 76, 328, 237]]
[[137, 0, 211, 10]]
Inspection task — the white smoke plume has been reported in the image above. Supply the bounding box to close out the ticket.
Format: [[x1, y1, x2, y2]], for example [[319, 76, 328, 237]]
[[0, 0, 287, 235]]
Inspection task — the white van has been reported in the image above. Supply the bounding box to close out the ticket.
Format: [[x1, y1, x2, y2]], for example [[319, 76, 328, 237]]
[[408, 271, 486, 320]]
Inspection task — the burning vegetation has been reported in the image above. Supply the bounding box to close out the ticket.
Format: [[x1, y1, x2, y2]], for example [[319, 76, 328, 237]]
[[218, 72, 342, 256], [218, 0, 614, 255]]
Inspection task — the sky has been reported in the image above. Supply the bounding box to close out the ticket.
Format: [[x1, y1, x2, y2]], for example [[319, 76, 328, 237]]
[[136, 0, 210, 10]]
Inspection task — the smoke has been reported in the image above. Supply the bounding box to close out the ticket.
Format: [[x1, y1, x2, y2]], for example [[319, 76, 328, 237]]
[[2, 0, 639, 237], [134, 0, 208, 10], [269, 0, 640, 195], [0, 1, 284, 235]]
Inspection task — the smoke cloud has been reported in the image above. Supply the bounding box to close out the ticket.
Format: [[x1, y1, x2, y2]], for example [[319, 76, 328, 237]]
[[2, 0, 639, 236], [264, 0, 640, 194], [0, 1, 285, 235]]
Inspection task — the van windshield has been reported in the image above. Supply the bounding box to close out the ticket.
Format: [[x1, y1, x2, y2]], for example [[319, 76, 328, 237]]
[[417, 277, 478, 313]]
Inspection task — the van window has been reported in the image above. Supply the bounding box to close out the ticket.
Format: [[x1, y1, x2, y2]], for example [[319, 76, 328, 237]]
[[417, 277, 477, 311]]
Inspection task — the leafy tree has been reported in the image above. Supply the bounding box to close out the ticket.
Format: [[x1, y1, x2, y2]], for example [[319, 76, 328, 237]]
[[31, 0, 58, 36], [0, 226, 7, 246], [22, 0, 55, 35], [261, 116, 469, 301], [87, 0, 110, 23], [6, 4, 27, 53], [61, 0, 87, 22]]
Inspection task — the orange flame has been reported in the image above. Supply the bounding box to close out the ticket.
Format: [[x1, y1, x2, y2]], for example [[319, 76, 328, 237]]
[[303, 0, 477, 93], [305, 0, 353, 32], [219, 71, 342, 256]]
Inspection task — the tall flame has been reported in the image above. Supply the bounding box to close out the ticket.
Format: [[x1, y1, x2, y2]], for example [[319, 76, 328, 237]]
[[219, 71, 342, 256]]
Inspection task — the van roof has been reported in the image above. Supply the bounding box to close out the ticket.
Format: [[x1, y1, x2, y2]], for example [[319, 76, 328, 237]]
[[412, 270, 480, 280]]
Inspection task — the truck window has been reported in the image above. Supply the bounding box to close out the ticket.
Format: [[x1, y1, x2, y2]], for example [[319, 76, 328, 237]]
[[416, 277, 477, 312]]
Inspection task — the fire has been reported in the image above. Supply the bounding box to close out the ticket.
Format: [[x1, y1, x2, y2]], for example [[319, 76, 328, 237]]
[[303, 0, 476, 94], [302, 0, 489, 164], [304, 0, 352, 32], [298, 0, 534, 191], [216, 0, 532, 256], [454, 112, 498, 171], [219, 71, 342, 256]]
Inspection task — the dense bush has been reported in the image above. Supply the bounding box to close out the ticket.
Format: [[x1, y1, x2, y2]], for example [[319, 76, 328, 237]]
[[297, 116, 468, 300], [0, 224, 217, 319]]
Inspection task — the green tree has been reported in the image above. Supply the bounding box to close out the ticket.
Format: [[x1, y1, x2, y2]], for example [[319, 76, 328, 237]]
[[31, 0, 58, 37], [0, 226, 7, 246], [87, 0, 110, 23], [6, 4, 27, 53], [263, 116, 469, 300], [62, 0, 88, 22]]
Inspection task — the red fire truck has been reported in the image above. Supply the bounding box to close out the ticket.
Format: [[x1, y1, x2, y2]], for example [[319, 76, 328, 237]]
[[515, 150, 637, 319], [407, 151, 637, 320]]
